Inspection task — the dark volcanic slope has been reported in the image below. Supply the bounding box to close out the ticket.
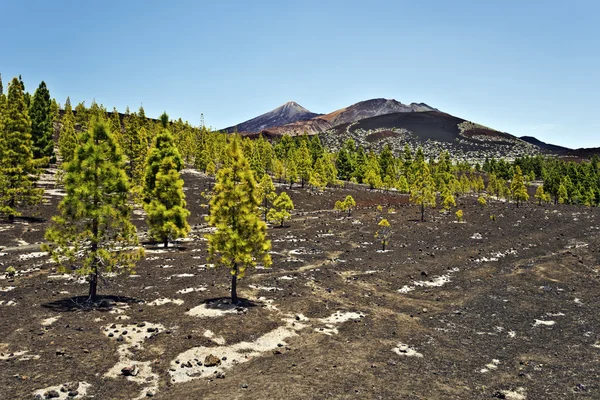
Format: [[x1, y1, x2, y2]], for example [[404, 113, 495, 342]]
[[339, 110, 465, 143], [520, 136, 571, 153], [321, 111, 541, 161], [223, 101, 321, 133]]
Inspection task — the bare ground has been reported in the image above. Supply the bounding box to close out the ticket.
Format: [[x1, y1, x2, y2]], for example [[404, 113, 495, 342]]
[[1, 170, 599, 399]]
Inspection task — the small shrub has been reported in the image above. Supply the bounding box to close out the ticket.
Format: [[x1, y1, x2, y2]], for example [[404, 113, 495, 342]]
[[455, 209, 464, 222], [477, 196, 487, 207], [5, 266, 16, 277], [490, 214, 496, 222]]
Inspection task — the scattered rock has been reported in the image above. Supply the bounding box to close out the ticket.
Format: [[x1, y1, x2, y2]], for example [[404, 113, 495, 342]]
[[204, 354, 221, 367], [121, 365, 139, 376]]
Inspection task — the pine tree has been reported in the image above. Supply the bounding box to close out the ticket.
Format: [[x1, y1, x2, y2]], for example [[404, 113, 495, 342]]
[[206, 136, 272, 304], [74, 101, 88, 128], [143, 113, 190, 247], [342, 195, 356, 216], [257, 173, 276, 221], [364, 155, 382, 190], [511, 166, 529, 208], [557, 183, 568, 204], [110, 107, 123, 148], [268, 192, 294, 227], [441, 185, 456, 209], [396, 175, 409, 193], [535, 185, 546, 206], [43, 118, 143, 301], [375, 218, 392, 251], [410, 162, 436, 221], [0, 77, 43, 221], [295, 140, 312, 187], [58, 97, 78, 163], [122, 109, 149, 189]]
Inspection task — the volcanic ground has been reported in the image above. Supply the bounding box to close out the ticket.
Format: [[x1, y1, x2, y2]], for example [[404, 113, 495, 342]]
[[1, 169, 599, 399]]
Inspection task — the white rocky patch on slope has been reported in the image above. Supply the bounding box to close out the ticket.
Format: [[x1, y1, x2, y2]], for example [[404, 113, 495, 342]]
[[103, 322, 165, 399], [33, 382, 92, 399], [170, 310, 363, 383], [398, 268, 459, 293], [392, 343, 423, 358]]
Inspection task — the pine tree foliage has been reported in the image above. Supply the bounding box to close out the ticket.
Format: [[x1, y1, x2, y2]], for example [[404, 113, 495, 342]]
[[410, 161, 436, 221], [510, 166, 529, 207], [267, 191, 294, 227], [257, 173, 276, 221], [58, 97, 78, 163], [43, 118, 143, 301], [206, 136, 272, 304], [143, 116, 190, 247], [0, 77, 43, 221]]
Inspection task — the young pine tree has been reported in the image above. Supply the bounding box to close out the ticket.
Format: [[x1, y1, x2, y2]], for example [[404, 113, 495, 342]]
[[375, 218, 393, 251], [0, 77, 43, 222], [342, 195, 356, 216], [143, 113, 190, 247], [58, 97, 78, 163], [511, 166, 529, 208], [43, 118, 144, 301], [257, 173, 276, 222], [268, 192, 295, 227], [410, 162, 436, 221], [535, 185, 546, 206], [206, 136, 272, 304]]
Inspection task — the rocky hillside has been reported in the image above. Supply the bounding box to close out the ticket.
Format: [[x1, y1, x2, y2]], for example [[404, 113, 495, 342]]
[[223, 101, 321, 133], [319, 111, 541, 164], [262, 98, 437, 136]]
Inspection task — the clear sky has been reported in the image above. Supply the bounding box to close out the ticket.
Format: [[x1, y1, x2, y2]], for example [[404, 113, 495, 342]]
[[1, 0, 598, 148]]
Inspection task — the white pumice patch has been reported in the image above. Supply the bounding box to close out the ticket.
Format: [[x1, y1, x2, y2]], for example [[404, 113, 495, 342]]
[[186, 303, 242, 318], [398, 268, 459, 293], [170, 310, 361, 383], [41, 316, 60, 326], [147, 298, 184, 306], [32, 382, 92, 399], [480, 359, 500, 373], [102, 322, 165, 399], [392, 343, 423, 358], [203, 330, 226, 345], [499, 387, 527, 400], [176, 287, 207, 294], [533, 319, 555, 327], [18, 251, 47, 261]]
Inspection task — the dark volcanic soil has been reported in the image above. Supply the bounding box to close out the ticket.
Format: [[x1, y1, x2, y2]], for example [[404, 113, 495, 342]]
[[1, 169, 599, 400]]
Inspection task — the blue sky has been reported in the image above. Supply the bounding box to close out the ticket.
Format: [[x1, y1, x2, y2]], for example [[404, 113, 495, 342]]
[[1, 0, 598, 148]]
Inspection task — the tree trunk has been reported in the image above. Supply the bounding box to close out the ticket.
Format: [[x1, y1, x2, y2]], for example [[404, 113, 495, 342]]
[[382, 241, 385, 251], [7, 198, 15, 223], [231, 263, 238, 304], [164, 237, 169, 248], [89, 270, 98, 302], [263, 198, 268, 222], [420, 202, 425, 222]]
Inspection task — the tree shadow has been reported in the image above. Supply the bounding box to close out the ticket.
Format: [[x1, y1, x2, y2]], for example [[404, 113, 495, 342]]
[[15, 215, 48, 224], [42, 295, 142, 313], [202, 296, 258, 310]]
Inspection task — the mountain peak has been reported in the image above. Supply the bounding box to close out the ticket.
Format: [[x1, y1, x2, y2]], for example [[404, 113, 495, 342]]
[[223, 101, 321, 133]]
